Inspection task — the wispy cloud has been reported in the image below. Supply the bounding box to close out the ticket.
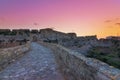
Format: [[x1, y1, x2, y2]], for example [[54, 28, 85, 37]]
[[105, 18, 120, 23], [104, 18, 120, 28], [115, 23, 120, 26], [104, 20, 111, 23]]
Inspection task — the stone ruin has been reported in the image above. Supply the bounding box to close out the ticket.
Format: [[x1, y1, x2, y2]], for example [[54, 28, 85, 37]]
[[0, 28, 118, 49], [0, 29, 30, 48], [0, 28, 120, 80], [0, 28, 98, 48], [39, 28, 77, 44]]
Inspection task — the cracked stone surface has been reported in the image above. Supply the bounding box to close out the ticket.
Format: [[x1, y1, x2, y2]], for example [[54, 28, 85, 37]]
[[0, 42, 64, 80]]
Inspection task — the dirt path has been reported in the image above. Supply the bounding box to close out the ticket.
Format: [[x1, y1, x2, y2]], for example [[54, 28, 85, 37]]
[[0, 42, 64, 80]]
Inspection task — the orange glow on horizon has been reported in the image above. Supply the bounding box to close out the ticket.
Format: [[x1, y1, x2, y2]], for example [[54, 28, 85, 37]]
[[0, 0, 120, 38]]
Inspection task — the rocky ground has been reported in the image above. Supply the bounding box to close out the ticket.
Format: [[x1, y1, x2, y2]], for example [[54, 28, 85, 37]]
[[0, 42, 64, 80]]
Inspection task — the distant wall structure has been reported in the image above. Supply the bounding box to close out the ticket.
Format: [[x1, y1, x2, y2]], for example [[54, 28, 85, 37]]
[[57, 35, 98, 47], [0, 28, 97, 45], [0, 29, 31, 48], [0, 28, 116, 49], [0, 42, 30, 71], [39, 42, 120, 80], [39, 28, 77, 43], [74, 35, 98, 45], [106, 36, 120, 41], [0, 29, 11, 35], [0, 35, 29, 48]]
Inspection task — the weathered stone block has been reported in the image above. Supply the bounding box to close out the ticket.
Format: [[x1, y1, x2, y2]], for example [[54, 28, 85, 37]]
[[39, 42, 120, 80]]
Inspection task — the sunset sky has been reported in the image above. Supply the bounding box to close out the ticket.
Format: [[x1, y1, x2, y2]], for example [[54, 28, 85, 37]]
[[0, 0, 120, 38]]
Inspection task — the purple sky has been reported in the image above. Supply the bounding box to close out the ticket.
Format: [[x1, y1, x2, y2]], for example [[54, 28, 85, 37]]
[[0, 0, 120, 38]]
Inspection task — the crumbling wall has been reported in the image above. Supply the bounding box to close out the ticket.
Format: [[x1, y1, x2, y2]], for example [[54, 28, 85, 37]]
[[0, 42, 31, 71], [39, 42, 120, 80]]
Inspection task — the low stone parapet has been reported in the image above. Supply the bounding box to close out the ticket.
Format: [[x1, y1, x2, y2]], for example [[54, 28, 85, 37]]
[[39, 41, 120, 80], [0, 42, 31, 71]]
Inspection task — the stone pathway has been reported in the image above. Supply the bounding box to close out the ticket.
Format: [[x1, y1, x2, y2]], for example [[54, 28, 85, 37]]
[[0, 42, 64, 80]]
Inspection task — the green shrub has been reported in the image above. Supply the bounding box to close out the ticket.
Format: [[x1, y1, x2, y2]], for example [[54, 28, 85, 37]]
[[87, 46, 120, 69], [107, 58, 120, 69]]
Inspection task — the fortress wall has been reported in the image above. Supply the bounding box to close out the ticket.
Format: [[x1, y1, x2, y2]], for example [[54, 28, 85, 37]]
[[39, 42, 120, 80], [39, 28, 77, 41], [0, 42, 31, 71]]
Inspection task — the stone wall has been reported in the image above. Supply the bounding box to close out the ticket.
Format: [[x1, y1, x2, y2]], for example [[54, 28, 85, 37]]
[[39, 28, 77, 42], [0, 42, 31, 71], [39, 42, 120, 80]]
